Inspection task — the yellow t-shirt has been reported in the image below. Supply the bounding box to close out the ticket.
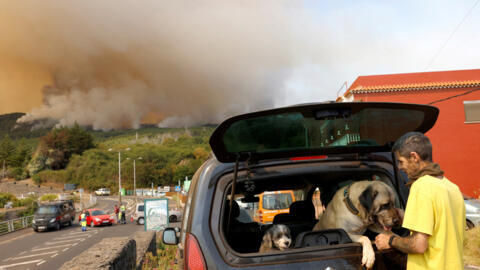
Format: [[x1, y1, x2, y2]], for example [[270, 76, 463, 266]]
[[402, 175, 465, 270]]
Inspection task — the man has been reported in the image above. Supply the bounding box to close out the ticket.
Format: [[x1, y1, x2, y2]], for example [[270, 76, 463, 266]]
[[80, 209, 87, 232], [375, 132, 465, 270], [114, 204, 119, 222]]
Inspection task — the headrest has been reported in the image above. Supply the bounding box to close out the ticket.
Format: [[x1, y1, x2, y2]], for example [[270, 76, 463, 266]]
[[224, 200, 240, 218], [289, 201, 316, 220]]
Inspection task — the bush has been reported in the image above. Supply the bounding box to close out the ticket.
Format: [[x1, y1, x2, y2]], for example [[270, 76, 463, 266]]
[[142, 240, 178, 270], [464, 226, 480, 266], [40, 194, 58, 202], [0, 192, 17, 208]]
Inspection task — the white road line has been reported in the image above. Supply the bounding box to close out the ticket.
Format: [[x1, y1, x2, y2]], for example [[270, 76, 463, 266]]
[[67, 231, 97, 236], [19, 251, 26, 255], [50, 254, 58, 258], [0, 259, 44, 269], [62, 248, 69, 252], [55, 235, 91, 240], [45, 238, 84, 245], [2, 257, 11, 262], [36, 260, 46, 266], [11, 251, 57, 260], [72, 243, 79, 247], [31, 244, 72, 252]]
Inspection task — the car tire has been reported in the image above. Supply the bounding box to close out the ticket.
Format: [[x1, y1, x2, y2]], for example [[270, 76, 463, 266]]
[[169, 215, 176, 223], [55, 222, 61, 231], [138, 217, 145, 225], [466, 220, 474, 230], [33, 227, 38, 232], [90, 221, 95, 228]]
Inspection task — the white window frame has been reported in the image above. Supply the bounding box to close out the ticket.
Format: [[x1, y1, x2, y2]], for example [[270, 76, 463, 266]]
[[464, 100, 480, 124]]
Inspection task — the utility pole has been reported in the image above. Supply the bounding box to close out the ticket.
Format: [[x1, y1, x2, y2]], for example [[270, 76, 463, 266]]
[[133, 159, 136, 203], [118, 151, 122, 204], [2, 160, 5, 180]]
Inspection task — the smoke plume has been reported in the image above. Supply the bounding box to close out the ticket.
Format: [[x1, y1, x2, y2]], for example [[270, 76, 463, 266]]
[[0, 1, 327, 130]]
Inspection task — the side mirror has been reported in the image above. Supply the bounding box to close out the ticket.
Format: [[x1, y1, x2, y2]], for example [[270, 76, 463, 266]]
[[163, 227, 179, 245]]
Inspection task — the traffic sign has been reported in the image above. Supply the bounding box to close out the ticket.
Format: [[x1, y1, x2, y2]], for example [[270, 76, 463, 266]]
[[174, 185, 181, 192]]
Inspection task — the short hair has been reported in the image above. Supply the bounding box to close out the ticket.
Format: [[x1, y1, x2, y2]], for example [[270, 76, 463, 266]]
[[392, 132, 433, 162]]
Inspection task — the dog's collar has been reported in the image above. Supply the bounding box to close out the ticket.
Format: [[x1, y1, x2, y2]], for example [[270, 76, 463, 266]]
[[343, 184, 361, 217]]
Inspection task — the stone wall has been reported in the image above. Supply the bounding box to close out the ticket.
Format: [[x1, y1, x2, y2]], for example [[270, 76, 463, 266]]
[[59, 231, 157, 270], [59, 237, 136, 270]]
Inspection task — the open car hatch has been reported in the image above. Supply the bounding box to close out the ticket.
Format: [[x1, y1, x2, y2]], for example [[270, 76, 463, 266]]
[[210, 102, 438, 163]]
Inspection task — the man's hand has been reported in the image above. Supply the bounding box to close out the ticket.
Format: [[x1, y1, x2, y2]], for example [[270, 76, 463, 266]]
[[375, 233, 393, 250]]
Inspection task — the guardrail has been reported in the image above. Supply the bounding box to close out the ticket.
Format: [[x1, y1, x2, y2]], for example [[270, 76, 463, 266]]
[[0, 215, 34, 235]]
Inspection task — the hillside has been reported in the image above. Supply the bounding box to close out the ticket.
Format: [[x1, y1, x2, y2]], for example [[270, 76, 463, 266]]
[[0, 113, 51, 139]]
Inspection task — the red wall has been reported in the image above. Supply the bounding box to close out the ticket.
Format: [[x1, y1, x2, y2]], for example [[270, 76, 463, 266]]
[[354, 88, 480, 197]]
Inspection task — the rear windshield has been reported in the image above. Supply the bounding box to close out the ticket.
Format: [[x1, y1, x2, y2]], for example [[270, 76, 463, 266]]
[[222, 107, 425, 154], [37, 206, 58, 214], [92, 210, 106, 216], [262, 193, 293, 210]]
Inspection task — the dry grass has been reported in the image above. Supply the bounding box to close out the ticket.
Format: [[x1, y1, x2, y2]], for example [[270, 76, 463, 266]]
[[464, 226, 480, 266], [142, 240, 178, 270]]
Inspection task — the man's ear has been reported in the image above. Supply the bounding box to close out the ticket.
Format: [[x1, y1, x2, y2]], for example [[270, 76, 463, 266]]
[[409, 152, 421, 162]]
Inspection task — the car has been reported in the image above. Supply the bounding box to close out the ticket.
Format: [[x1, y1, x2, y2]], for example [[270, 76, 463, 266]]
[[95, 188, 110, 196], [78, 208, 114, 227], [464, 195, 480, 229], [162, 102, 440, 269], [33, 200, 75, 232], [252, 190, 296, 224], [169, 208, 183, 223], [132, 203, 145, 225]]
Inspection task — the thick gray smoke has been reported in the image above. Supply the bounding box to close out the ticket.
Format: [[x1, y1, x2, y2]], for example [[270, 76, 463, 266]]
[[1, 1, 328, 130]]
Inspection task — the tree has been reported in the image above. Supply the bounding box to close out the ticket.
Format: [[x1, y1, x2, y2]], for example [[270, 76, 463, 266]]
[[0, 135, 16, 167]]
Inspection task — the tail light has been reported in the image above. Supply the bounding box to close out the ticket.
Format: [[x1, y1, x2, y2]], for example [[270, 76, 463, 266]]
[[56, 216, 61, 221], [185, 233, 206, 270], [256, 210, 263, 223]]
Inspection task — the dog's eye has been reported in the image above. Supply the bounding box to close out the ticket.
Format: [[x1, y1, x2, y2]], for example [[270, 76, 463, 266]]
[[380, 203, 391, 210]]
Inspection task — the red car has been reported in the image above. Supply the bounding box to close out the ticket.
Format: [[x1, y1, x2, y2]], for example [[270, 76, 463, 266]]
[[78, 209, 114, 227]]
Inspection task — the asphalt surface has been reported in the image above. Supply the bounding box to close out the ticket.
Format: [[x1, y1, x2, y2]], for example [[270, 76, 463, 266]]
[[0, 196, 181, 270]]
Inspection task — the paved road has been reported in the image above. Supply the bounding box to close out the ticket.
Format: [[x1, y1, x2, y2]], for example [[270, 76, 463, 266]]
[[0, 196, 180, 270]]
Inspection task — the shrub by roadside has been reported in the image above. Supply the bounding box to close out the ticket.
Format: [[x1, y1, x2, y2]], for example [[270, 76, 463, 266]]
[[142, 239, 178, 270], [465, 226, 480, 266]]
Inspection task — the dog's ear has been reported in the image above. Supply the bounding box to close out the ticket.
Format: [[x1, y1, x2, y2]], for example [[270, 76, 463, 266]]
[[261, 231, 273, 250], [359, 185, 378, 214]]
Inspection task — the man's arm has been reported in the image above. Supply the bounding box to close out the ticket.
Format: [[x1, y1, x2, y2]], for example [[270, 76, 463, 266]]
[[375, 231, 429, 254]]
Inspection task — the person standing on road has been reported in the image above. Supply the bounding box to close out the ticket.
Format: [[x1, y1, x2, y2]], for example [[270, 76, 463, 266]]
[[80, 209, 87, 231], [375, 132, 465, 270], [120, 204, 126, 224], [114, 204, 119, 223]]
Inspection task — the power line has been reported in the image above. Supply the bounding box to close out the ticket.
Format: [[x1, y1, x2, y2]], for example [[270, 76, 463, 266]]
[[428, 87, 480, 105], [424, 0, 480, 71]]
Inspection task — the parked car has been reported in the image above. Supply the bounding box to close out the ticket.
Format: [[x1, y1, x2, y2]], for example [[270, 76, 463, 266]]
[[253, 190, 295, 224], [465, 195, 480, 229], [33, 200, 75, 232], [162, 102, 440, 269], [95, 188, 111, 196], [79, 208, 114, 227], [169, 208, 183, 223], [132, 203, 145, 225]]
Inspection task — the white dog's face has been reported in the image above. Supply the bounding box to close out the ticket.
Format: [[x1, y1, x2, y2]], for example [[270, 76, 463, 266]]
[[270, 225, 292, 250]]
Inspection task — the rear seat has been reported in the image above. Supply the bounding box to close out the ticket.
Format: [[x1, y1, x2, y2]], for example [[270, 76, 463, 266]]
[[273, 200, 317, 241], [223, 200, 262, 253]]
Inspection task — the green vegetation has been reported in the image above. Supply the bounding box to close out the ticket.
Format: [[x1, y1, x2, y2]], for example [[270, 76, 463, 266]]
[[39, 194, 58, 202], [0, 192, 39, 217], [143, 240, 178, 270]]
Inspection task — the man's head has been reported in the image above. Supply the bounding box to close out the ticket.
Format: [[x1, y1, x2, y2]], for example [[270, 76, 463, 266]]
[[392, 132, 432, 179]]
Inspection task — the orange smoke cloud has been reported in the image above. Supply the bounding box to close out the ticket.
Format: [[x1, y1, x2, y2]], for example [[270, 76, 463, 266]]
[[0, 1, 325, 130]]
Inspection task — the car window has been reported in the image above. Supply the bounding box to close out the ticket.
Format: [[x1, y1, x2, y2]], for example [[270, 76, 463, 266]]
[[37, 206, 57, 214], [92, 210, 106, 216], [262, 193, 292, 210], [138, 205, 144, 212]]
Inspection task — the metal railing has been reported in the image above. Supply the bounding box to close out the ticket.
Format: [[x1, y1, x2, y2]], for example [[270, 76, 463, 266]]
[[0, 215, 34, 235]]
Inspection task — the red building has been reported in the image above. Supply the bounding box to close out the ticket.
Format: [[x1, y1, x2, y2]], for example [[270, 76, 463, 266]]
[[339, 69, 480, 197]]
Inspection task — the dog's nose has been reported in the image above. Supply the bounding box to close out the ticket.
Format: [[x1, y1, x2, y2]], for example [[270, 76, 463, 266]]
[[285, 240, 290, 246]]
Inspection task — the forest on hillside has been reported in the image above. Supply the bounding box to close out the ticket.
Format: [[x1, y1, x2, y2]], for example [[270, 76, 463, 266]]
[[0, 116, 215, 191]]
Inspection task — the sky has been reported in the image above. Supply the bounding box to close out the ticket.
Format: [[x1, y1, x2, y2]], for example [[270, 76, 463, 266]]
[[0, 0, 479, 129]]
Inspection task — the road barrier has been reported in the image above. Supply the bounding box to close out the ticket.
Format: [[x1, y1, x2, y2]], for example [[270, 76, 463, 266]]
[[0, 215, 34, 235]]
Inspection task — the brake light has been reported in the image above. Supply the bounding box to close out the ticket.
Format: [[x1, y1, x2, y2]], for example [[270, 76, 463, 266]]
[[290, 155, 327, 161], [56, 216, 61, 221], [256, 210, 263, 223], [185, 233, 206, 270]]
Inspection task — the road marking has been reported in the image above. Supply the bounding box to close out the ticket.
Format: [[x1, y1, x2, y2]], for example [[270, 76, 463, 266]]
[[2, 257, 11, 262], [37, 260, 46, 266], [67, 231, 98, 235], [45, 238, 84, 245], [11, 251, 57, 260], [55, 235, 91, 240], [19, 251, 26, 255], [0, 259, 44, 269], [31, 244, 72, 252], [72, 243, 79, 247], [50, 253, 58, 258], [0, 231, 35, 246], [62, 248, 69, 252]]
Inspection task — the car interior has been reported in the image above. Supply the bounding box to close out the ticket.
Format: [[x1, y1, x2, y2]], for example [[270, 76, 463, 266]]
[[220, 169, 407, 254]]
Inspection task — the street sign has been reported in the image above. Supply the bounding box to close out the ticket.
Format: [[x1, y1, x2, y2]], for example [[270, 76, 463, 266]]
[[174, 185, 181, 192]]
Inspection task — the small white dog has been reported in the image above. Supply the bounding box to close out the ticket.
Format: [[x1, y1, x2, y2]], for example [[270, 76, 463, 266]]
[[259, 224, 292, 253]]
